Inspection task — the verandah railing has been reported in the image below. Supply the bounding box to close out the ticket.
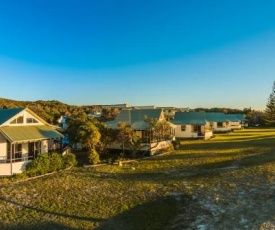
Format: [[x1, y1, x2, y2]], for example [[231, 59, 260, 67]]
[[0, 156, 34, 163]]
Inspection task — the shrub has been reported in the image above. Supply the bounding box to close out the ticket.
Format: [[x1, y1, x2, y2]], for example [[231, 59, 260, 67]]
[[49, 153, 63, 172], [26, 153, 51, 176], [88, 149, 100, 165], [63, 153, 77, 168], [12, 172, 28, 181]]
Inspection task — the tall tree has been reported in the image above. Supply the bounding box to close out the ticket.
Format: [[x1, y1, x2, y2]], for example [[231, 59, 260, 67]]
[[116, 122, 134, 155], [144, 117, 173, 142], [265, 81, 275, 125], [67, 112, 101, 150]]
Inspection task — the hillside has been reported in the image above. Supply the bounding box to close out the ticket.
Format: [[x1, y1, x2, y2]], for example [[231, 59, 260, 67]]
[[0, 98, 86, 124]]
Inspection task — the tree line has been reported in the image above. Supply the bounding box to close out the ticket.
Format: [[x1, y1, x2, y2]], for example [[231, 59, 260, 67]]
[[0, 98, 119, 124]]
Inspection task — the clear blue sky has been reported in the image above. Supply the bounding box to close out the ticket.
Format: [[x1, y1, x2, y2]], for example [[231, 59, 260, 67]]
[[0, 0, 274, 110]]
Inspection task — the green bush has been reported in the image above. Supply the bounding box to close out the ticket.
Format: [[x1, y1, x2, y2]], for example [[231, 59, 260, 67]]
[[26, 153, 51, 176], [25, 153, 77, 177], [12, 172, 28, 181], [63, 153, 77, 168], [88, 149, 100, 165], [49, 153, 63, 172]]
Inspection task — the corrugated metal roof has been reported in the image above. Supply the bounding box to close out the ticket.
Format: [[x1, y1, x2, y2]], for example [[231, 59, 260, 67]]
[[172, 112, 246, 124], [106, 109, 162, 130], [204, 113, 230, 122], [226, 114, 246, 121], [0, 125, 63, 143], [172, 112, 207, 125], [0, 108, 25, 125]]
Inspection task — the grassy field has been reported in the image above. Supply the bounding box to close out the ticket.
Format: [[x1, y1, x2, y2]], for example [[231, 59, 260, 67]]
[[0, 128, 275, 229]]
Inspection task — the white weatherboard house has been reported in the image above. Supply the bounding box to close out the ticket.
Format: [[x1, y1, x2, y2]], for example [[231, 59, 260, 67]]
[[172, 112, 246, 139], [172, 112, 213, 140], [0, 108, 63, 176]]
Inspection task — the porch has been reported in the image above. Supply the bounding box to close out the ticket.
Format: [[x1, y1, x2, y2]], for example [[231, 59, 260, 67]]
[[0, 158, 32, 176], [190, 130, 213, 140]]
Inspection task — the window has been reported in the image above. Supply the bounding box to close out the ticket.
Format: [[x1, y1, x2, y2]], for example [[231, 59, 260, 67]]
[[10, 116, 24, 124], [192, 125, 199, 132], [181, 125, 186, 131], [27, 118, 39, 123], [217, 122, 223, 128], [14, 144, 22, 159]]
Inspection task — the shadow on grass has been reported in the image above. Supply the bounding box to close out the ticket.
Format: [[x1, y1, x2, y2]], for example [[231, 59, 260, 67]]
[[180, 136, 275, 151], [0, 196, 104, 229], [6, 221, 78, 230], [96, 194, 202, 230]]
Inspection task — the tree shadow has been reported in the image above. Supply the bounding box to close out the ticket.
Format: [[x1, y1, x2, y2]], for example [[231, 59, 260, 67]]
[[96, 194, 204, 230]]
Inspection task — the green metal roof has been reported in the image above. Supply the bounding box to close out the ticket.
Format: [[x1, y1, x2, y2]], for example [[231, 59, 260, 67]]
[[0, 125, 63, 143], [226, 114, 246, 121], [172, 112, 246, 125], [106, 109, 162, 130], [172, 112, 207, 125], [0, 108, 25, 125], [204, 113, 230, 122]]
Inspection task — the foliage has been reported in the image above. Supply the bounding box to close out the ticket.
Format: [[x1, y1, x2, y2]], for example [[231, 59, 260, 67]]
[[96, 122, 118, 154], [78, 121, 101, 150], [265, 81, 275, 126], [25, 153, 77, 176], [67, 112, 101, 150], [116, 122, 135, 155], [26, 153, 51, 176], [63, 153, 78, 168], [99, 107, 120, 122], [88, 149, 100, 165], [49, 153, 64, 172], [244, 108, 265, 126], [144, 117, 173, 142]]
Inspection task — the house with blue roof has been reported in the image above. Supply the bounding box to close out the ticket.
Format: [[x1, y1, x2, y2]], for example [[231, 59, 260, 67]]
[[172, 112, 213, 139], [172, 112, 246, 139], [0, 108, 63, 176]]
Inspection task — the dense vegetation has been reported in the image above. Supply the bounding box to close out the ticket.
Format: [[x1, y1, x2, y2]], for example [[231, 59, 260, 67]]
[[0, 128, 274, 229], [0, 98, 118, 125]]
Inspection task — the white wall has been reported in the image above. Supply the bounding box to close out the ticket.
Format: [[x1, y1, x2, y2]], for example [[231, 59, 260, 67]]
[[175, 124, 197, 138], [0, 161, 31, 176], [212, 122, 231, 132], [41, 140, 48, 153], [0, 163, 11, 176], [0, 133, 7, 158]]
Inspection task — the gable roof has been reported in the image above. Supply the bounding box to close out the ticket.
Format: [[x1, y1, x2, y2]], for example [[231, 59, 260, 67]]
[[106, 109, 163, 130], [0, 108, 25, 125], [0, 125, 63, 143], [172, 112, 246, 125], [204, 113, 230, 122], [0, 107, 49, 126], [226, 114, 246, 122], [172, 112, 207, 125]]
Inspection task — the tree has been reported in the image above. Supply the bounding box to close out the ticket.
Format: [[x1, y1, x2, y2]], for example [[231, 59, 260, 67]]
[[144, 117, 173, 142], [67, 112, 101, 150], [96, 122, 117, 155], [100, 108, 120, 122], [78, 121, 101, 150], [116, 122, 134, 156], [265, 81, 275, 125]]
